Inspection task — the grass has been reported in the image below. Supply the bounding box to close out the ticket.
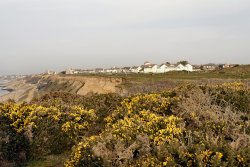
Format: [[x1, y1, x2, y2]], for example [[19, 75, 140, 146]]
[[63, 65, 250, 81], [59, 65, 250, 93]]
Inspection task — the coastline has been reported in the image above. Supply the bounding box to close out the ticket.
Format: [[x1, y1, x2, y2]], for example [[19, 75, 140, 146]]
[[0, 78, 33, 102], [0, 80, 13, 96]]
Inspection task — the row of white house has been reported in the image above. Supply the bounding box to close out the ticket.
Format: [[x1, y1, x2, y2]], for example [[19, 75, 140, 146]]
[[65, 62, 194, 75], [130, 62, 193, 73]]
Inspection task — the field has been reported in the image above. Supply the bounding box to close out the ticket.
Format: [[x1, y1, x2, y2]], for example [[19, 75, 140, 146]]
[[66, 65, 250, 86], [0, 65, 250, 167]]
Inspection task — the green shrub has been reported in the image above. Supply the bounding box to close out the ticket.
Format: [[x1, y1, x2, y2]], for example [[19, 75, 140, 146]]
[[1, 82, 250, 166]]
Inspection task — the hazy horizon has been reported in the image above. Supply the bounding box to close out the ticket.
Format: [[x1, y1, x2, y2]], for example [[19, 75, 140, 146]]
[[1, 0, 250, 75]]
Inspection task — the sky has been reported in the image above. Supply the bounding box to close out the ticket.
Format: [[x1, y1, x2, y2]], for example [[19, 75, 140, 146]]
[[0, 0, 250, 75]]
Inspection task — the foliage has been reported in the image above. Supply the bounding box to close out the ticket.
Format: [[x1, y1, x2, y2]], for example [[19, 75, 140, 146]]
[[1, 82, 250, 166], [177, 60, 189, 66], [201, 82, 250, 113], [0, 102, 97, 166]]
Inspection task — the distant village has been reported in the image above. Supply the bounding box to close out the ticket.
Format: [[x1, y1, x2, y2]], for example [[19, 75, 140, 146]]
[[0, 62, 239, 79], [57, 61, 236, 75]]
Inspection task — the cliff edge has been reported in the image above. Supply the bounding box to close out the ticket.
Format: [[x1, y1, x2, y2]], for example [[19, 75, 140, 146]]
[[0, 75, 124, 102]]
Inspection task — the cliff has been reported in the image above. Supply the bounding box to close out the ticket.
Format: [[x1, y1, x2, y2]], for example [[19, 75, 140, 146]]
[[0, 75, 124, 102]]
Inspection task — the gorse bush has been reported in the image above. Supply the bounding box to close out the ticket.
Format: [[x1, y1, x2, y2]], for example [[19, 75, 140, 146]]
[[65, 93, 182, 167], [171, 82, 250, 166], [105, 93, 179, 126], [32, 92, 123, 135], [202, 82, 250, 113], [0, 102, 98, 166], [0, 83, 250, 166]]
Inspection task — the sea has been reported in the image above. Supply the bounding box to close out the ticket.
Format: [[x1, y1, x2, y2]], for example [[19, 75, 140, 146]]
[[0, 79, 9, 96]]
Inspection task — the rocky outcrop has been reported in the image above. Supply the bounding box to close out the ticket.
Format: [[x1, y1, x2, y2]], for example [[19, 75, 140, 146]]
[[0, 75, 124, 102]]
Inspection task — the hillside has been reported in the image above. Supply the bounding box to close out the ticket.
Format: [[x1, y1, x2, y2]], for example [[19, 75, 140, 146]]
[[0, 81, 249, 167], [1, 65, 250, 102]]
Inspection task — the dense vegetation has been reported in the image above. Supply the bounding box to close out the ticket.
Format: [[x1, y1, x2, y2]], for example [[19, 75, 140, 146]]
[[0, 82, 250, 167]]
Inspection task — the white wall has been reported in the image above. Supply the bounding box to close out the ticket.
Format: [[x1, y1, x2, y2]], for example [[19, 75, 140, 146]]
[[184, 64, 193, 71], [175, 64, 185, 71]]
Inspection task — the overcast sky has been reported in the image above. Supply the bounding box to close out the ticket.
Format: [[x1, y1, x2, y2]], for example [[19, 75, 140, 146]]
[[0, 0, 250, 75]]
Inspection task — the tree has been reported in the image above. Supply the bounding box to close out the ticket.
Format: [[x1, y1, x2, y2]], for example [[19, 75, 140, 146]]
[[177, 61, 189, 66]]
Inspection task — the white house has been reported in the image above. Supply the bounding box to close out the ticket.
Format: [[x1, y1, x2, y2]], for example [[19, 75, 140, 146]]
[[152, 65, 159, 73], [167, 64, 177, 71], [46, 70, 57, 75], [66, 68, 79, 74], [201, 63, 217, 71], [130, 66, 140, 73], [95, 68, 104, 73], [157, 63, 173, 73], [106, 67, 121, 73], [176, 64, 185, 71], [143, 64, 159, 73], [143, 65, 153, 73], [184, 64, 193, 72], [121, 67, 131, 73], [113, 67, 123, 73], [158, 64, 167, 73]]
